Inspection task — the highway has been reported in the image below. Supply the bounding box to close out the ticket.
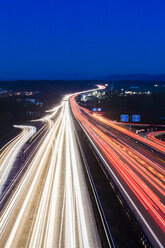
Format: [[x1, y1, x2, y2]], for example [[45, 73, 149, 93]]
[[0, 95, 101, 248], [70, 93, 165, 248], [1, 84, 164, 248]]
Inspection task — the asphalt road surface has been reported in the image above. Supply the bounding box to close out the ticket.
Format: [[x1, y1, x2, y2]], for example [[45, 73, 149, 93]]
[[0, 95, 101, 248], [70, 91, 165, 248], [1, 84, 164, 248]]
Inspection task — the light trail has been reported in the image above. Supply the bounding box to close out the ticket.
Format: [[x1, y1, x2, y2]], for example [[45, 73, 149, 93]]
[[1, 91, 101, 247], [70, 95, 165, 154], [147, 130, 165, 147], [93, 114, 165, 154], [0, 125, 36, 196], [70, 92, 165, 248]]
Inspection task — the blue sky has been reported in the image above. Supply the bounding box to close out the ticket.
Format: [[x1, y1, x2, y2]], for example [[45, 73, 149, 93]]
[[0, 0, 165, 80]]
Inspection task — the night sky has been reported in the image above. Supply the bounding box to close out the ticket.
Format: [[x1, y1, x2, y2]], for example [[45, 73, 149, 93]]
[[0, 0, 165, 80]]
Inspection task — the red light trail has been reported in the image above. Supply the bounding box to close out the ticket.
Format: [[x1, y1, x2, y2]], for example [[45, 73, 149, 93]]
[[70, 94, 165, 238], [147, 131, 165, 147]]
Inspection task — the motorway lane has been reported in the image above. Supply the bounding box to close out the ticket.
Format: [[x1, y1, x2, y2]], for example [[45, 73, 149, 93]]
[[0, 105, 63, 211], [147, 130, 165, 147], [73, 98, 165, 155], [93, 114, 165, 155], [1, 97, 101, 248], [82, 109, 165, 169], [0, 125, 36, 196], [70, 94, 165, 248]]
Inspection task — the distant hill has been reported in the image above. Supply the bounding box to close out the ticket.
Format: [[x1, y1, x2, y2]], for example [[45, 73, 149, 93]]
[[94, 74, 165, 81], [0, 80, 93, 92]]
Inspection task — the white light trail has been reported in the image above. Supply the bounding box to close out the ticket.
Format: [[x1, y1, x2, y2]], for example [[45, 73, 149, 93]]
[[1, 87, 101, 248], [0, 125, 36, 196]]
